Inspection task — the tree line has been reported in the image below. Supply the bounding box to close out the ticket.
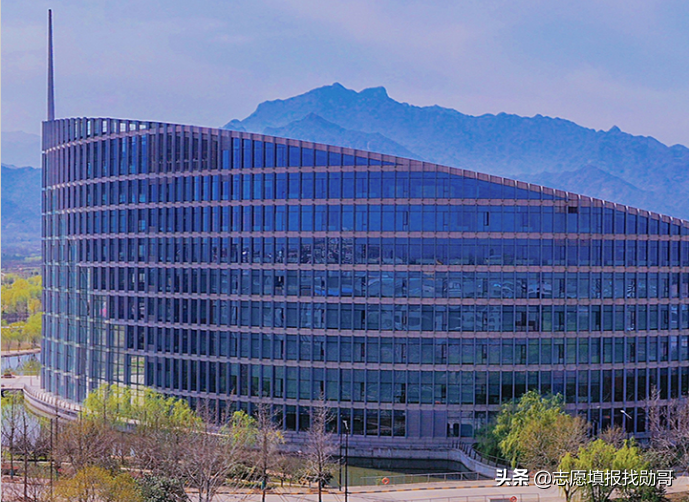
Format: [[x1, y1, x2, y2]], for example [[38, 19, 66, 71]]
[[1, 385, 339, 502], [1, 273, 42, 352], [475, 389, 689, 502]]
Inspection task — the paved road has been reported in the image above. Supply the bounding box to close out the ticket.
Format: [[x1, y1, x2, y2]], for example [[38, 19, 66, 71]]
[[211, 475, 689, 502], [212, 483, 563, 502]]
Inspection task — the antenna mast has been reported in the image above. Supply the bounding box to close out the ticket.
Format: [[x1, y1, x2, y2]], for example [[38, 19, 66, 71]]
[[47, 9, 55, 121]]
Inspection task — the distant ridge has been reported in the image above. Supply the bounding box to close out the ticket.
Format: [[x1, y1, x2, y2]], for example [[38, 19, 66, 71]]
[[225, 83, 689, 220], [3, 84, 689, 253], [2, 131, 41, 168], [1, 165, 42, 253], [262, 113, 420, 159]]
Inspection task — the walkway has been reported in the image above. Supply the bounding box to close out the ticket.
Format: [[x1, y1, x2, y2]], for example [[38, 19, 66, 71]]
[[0, 374, 80, 420], [1, 347, 41, 357], [211, 475, 689, 501], [1, 374, 38, 392]]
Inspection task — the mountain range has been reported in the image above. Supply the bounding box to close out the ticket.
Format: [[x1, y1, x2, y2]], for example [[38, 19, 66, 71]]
[[1, 165, 43, 255], [2, 131, 42, 169], [225, 83, 689, 220], [3, 83, 688, 254]]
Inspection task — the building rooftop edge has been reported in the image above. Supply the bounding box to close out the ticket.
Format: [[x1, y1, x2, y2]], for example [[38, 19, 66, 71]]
[[43, 116, 689, 226]]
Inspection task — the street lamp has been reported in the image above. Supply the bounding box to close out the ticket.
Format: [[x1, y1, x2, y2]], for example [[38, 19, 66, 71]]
[[342, 419, 349, 502], [339, 424, 343, 489], [620, 409, 633, 440]]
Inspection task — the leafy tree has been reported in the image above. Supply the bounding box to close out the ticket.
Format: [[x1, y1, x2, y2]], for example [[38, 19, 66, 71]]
[[1, 274, 42, 321], [473, 420, 505, 461], [2, 322, 25, 351], [494, 390, 588, 470], [78, 384, 202, 478], [53, 466, 142, 502], [28, 297, 42, 316], [1, 273, 42, 348], [516, 409, 588, 471], [81, 383, 134, 426], [1, 316, 42, 352], [2, 393, 24, 478], [558, 452, 581, 502], [137, 474, 188, 502], [2, 277, 32, 316], [59, 384, 269, 501], [129, 387, 202, 478], [557, 439, 656, 502], [23, 313, 42, 347], [132, 387, 201, 432], [54, 384, 141, 474]]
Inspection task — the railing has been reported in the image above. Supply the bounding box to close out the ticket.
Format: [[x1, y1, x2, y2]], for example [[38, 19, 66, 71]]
[[453, 441, 512, 469], [22, 380, 81, 420], [359, 471, 483, 486]]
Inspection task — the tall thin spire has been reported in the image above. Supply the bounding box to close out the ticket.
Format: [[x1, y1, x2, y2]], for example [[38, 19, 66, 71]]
[[47, 9, 55, 121]]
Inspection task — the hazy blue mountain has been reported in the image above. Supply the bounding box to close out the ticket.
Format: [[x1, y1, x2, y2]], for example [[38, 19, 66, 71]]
[[263, 113, 419, 159], [3, 83, 688, 257], [520, 166, 674, 216], [2, 131, 41, 169], [225, 83, 689, 219], [2, 165, 42, 252]]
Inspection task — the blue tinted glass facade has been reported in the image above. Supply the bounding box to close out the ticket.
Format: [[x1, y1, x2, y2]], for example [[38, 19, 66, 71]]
[[42, 117, 689, 450]]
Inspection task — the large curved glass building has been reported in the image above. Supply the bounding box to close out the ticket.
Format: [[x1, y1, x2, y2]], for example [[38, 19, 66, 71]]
[[42, 116, 689, 454]]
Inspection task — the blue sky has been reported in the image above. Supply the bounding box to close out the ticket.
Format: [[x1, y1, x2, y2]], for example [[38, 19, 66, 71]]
[[3, 0, 689, 147]]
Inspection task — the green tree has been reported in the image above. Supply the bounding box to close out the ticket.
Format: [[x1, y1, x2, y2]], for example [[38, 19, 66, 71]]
[[23, 313, 42, 347], [53, 466, 142, 502], [2, 277, 32, 316], [1, 393, 24, 478], [1, 274, 42, 351], [137, 475, 188, 502], [81, 384, 134, 427], [129, 387, 202, 477], [494, 390, 588, 470], [66, 384, 264, 500], [517, 409, 588, 471], [474, 420, 505, 461], [557, 439, 656, 502], [79, 384, 202, 477], [558, 452, 581, 502], [132, 387, 201, 432], [2, 322, 25, 351], [1, 274, 42, 321]]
